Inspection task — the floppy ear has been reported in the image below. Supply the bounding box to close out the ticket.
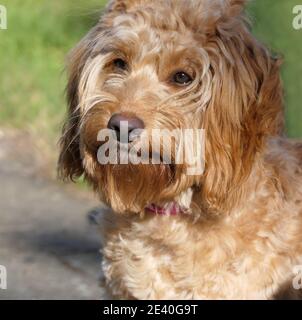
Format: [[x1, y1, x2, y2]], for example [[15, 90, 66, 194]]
[[58, 1, 123, 180], [177, 0, 247, 35], [198, 9, 284, 212], [105, 0, 146, 14], [207, 0, 247, 32], [58, 27, 100, 180], [106, 0, 128, 12]]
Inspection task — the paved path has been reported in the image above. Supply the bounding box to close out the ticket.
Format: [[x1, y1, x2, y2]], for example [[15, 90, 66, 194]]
[[0, 129, 105, 299]]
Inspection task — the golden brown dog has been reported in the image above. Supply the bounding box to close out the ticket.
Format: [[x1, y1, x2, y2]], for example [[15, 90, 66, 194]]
[[58, 0, 302, 299]]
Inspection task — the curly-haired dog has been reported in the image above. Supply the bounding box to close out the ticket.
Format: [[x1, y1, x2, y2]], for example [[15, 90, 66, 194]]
[[58, 0, 302, 299]]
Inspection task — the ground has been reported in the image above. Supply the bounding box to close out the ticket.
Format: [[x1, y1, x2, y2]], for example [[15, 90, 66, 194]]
[[0, 129, 105, 299]]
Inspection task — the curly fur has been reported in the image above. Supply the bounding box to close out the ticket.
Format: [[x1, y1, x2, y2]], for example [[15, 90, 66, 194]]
[[58, 0, 302, 299]]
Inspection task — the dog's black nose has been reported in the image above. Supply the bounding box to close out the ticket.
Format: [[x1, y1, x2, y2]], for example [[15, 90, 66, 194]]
[[107, 113, 145, 142]]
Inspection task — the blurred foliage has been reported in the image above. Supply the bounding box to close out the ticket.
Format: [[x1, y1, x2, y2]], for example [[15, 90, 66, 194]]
[[0, 0, 104, 145], [0, 0, 301, 150], [248, 0, 302, 137]]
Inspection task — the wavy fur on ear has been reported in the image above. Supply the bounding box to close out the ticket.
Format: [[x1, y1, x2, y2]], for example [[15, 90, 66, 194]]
[[105, 0, 247, 31], [58, 26, 103, 180], [198, 21, 284, 212]]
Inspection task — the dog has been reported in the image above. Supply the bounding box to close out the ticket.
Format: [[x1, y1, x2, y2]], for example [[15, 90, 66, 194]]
[[58, 0, 302, 299]]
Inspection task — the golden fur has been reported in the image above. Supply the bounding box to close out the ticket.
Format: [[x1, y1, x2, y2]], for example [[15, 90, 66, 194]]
[[58, 0, 302, 299]]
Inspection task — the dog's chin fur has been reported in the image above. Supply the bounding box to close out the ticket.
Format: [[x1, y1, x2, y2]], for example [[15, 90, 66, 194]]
[[82, 123, 197, 214], [58, 0, 302, 299], [85, 159, 195, 214]]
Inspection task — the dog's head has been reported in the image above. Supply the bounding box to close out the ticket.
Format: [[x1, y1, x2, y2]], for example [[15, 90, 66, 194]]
[[58, 0, 284, 214]]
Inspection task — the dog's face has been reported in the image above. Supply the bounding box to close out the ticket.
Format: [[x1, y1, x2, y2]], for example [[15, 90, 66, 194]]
[[59, 0, 284, 214]]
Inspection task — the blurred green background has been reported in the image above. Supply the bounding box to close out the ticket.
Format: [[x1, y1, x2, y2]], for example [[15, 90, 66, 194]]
[[0, 0, 301, 160]]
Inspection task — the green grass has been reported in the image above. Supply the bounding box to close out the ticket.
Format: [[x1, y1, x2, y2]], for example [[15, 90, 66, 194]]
[[248, 0, 302, 137], [0, 0, 105, 146], [0, 0, 301, 152]]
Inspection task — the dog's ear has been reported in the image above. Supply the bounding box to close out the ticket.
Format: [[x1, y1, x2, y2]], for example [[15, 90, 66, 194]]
[[105, 0, 142, 13], [106, 0, 128, 12], [58, 28, 99, 180], [105, 0, 247, 34], [58, 43, 85, 180], [199, 18, 284, 212], [184, 0, 247, 34]]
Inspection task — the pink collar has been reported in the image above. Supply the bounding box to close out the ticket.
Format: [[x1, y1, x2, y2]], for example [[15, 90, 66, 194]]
[[145, 203, 183, 216]]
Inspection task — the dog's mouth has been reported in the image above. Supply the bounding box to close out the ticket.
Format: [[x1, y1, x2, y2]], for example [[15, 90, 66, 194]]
[[83, 126, 197, 214], [91, 136, 179, 169], [83, 122, 186, 170]]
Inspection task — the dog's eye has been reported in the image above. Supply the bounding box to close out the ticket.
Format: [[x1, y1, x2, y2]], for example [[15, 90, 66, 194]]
[[113, 58, 128, 70], [172, 72, 193, 86]]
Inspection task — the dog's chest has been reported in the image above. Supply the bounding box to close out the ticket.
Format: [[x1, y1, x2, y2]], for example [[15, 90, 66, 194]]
[[101, 214, 297, 300]]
